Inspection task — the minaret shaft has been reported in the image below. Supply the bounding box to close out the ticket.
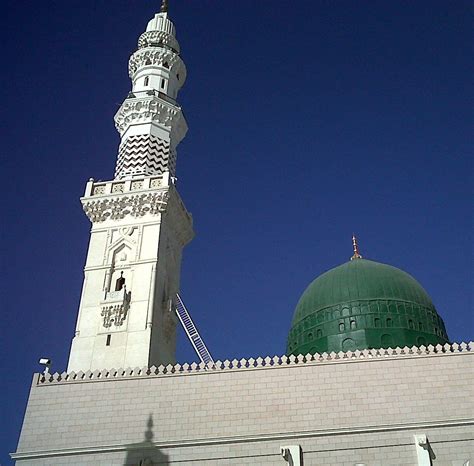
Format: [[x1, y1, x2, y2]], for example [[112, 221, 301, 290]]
[[67, 10, 193, 372]]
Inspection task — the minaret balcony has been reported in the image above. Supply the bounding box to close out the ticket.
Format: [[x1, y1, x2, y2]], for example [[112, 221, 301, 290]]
[[114, 93, 188, 143], [81, 174, 193, 232], [84, 174, 168, 198]]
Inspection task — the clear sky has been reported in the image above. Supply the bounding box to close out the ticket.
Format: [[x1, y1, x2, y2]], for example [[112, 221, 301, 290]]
[[2, 1, 472, 463]]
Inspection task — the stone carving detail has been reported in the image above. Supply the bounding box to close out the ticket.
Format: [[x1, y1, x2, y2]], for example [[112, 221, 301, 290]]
[[119, 226, 135, 237], [92, 185, 105, 196], [130, 180, 143, 191], [111, 183, 125, 193], [150, 178, 162, 188], [101, 304, 128, 328], [82, 191, 169, 223], [114, 97, 185, 137], [128, 48, 184, 78], [138, 30, 180, 52]]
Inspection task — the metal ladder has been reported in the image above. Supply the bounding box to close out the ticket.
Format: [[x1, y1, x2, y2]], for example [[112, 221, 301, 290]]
[[174, 293, 214, 366]]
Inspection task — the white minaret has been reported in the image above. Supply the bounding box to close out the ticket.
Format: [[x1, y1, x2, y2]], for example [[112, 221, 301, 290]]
[[67, 3, 193, 372]]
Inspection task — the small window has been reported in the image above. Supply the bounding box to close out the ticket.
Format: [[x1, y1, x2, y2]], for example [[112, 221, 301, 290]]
[[374, 318, 381, 328], [419, 322, 423, 331], [350, 320, 356, 330], [339, 322, 345, 332], [316, 329, 322, 338], [161, 78, 165, 89], [308, 333, 313, 341], [386, 318, 392, 327], [106, 335, 111, 346], [408, 320, 414, 329], [115, 272, 125, 291], [177, 73, 180, 81], [144, 77, 149, 86]]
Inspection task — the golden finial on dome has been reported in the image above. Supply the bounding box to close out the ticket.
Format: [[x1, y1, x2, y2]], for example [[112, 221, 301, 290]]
[[351, 234, 362, 260], [160, 0, 168, 13]]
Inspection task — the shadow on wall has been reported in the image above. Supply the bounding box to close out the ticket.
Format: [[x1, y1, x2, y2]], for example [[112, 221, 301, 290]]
[[124, 414, 169, 466]]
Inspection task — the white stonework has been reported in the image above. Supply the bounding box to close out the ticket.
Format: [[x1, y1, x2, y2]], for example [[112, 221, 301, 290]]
[[13, 344, 474, 465], [67, 175, 193, 372], [66, 8, 193, 372], [113, 10, 187, 180]]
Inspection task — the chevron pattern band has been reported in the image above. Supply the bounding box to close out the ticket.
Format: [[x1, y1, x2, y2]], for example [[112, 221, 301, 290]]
[[115, 134, 175, 179]]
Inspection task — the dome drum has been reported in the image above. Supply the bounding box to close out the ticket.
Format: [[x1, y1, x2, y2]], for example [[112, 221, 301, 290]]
[[289, 327, 448, 356]]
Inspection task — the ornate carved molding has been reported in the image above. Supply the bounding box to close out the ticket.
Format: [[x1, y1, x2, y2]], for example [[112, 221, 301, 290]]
[[114, 97, 187, 142], [128, 48, 186, 80], [101, 304, 128, 328], [82, 191, 169, 223], [137, 30, 180, 53], [101, 289, 131, 328]]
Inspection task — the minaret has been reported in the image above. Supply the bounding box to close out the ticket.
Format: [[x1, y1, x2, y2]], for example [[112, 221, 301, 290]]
[[67, 5, 193, 372]]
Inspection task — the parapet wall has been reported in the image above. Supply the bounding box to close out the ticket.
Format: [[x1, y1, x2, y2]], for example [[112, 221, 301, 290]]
[[38, 341, 472, 385], [14, 342, 474, 465]]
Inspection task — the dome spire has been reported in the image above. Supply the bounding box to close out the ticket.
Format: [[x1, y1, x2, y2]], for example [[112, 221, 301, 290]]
[[160, 0, 168, 13], [351, 234, 362, 260]]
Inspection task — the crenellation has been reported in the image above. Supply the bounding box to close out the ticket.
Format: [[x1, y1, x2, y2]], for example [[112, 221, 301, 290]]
[[36, 341, 473, 386]]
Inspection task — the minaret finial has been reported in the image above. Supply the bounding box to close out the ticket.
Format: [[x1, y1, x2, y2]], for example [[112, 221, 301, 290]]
[[351, 234, 362, 260], [160, 0, 168, 13]]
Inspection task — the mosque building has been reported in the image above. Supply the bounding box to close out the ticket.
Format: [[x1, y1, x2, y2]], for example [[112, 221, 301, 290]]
[[12, 4, 473, 465]]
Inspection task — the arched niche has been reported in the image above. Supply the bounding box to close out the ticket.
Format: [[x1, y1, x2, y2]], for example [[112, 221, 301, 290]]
[[108, 242, 133, 293]]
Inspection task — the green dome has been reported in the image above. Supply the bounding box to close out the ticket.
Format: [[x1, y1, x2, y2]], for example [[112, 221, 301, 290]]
[[287, 259, 449, 355]]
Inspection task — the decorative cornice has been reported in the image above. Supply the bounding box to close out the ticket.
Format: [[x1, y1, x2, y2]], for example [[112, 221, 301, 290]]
[[81, 190, 169, 223], [114, 96, 187, 142], [35, 341, 473, 385], [137, 30, 180, 53], [129, 48, 186, 81]]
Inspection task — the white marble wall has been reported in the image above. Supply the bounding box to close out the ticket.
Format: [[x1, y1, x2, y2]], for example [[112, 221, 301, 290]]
[[14, 347, 474, 465]]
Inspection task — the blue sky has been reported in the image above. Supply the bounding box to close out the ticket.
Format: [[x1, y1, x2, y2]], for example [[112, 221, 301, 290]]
[[2, 1, 472, 463]]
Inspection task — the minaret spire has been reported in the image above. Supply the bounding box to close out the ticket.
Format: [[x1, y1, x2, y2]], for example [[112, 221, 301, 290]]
[[112, 4, 187, 180], [351, 234, 362, 260]]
